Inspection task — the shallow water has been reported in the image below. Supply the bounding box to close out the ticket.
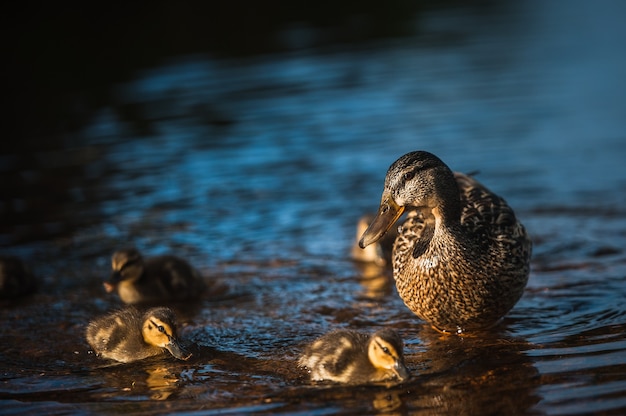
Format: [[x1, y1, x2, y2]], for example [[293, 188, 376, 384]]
[[2, 1, 626, 414]]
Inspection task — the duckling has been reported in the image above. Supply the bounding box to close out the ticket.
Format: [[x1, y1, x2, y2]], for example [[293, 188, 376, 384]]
[[86, 306, 191, 363], [359, 151, 531, 334], [104, 248, 206, 305], [351, 214, 396, 266], [299, 329, 410, 384], [0, 256, 37, 299]]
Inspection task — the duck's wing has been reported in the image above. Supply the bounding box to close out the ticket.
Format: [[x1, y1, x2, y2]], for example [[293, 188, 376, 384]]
[[454, 172, 531, 261], [454, 172, 519, 233]]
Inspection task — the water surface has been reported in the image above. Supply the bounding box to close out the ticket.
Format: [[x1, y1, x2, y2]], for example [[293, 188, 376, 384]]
[[2, 1, 626, 414]]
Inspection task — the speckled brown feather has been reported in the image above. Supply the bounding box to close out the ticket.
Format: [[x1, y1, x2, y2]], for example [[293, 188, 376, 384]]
[[392, 170, 531, 333]]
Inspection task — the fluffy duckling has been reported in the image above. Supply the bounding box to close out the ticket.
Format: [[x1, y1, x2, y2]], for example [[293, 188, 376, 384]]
[[351, 214, 396, 266], [86, 306, 191, 363], [0, 256, 37, 299], [299, 329, 410, 384], [104, 248, 206, 305], [359, 151, 532, 333]]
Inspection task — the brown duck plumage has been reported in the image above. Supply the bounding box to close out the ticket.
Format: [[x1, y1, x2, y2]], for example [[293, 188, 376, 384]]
[[359, 151, 531, 334]]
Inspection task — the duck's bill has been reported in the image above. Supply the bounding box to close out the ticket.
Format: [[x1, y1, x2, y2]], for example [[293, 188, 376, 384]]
[[166, 339, 192, 361], [359, 194, 404, 248], [103, 281, 117, 293], [102, 271, 124, 292], [393, 361, 411, 381]]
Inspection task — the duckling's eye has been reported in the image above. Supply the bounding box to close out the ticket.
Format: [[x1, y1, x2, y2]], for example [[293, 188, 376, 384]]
[[403, 171, 415, 181], [381, 346, 390, 354], [149, 320, 167, 334], [119, 258, 140, 271]]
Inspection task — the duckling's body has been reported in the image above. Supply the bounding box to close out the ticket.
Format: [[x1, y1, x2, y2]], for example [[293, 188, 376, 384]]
[[0, 256, 37, 299], [351, 214, 396, 266], [105, 248, 206, 305], [86, 307, 191, 363], [360, 151, 531, 333], [299, 329, 410, 384]]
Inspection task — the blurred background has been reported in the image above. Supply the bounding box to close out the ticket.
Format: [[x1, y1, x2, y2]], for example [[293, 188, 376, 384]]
[[3, 0, 625, 250], [1, 1, 626, 414]]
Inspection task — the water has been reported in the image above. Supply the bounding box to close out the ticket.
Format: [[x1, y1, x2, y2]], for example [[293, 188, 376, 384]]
[[2, 1, 626, 414]]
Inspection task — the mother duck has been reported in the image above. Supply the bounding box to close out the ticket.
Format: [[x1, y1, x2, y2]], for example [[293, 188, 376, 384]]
[[359, 151, 531, 334]]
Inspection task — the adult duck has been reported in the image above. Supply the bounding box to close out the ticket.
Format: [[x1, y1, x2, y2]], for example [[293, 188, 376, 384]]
[[359, 151, 531, 334]]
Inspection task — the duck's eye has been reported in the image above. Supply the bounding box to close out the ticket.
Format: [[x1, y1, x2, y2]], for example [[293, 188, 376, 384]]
[[149, 320, 166, 333], [382, 346, 390, 354], [403, 171, 415, 181]]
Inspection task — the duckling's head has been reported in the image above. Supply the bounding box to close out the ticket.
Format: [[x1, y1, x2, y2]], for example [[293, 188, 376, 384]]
[[367, 329, 410, 382], [142, 307, 191, 360], [104, 248, 145, 292], [359, 151, 459, 248]]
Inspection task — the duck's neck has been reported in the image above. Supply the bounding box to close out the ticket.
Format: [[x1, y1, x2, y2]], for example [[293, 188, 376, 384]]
[[395, 169, 467, 271], [416, 174, 464, 258], [432, 168, 462, 226], [431, 188, 466, 250]]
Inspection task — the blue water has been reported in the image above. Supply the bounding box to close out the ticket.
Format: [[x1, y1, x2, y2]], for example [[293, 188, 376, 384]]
[[2, 1, 626, 414]]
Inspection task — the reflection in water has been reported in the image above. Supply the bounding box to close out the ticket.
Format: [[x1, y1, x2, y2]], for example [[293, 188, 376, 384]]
[[95, 363, 182, 401], [372, 391, 403, 414], [91, 360, 182, 401], [145, 366, 179, 401], [356, 264, 394, 300], [405, 328, 541, 415]]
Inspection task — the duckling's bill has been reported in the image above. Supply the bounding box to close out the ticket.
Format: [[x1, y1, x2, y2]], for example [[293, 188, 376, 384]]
[[359, 193, 404, 249], [103, 281, 116, 293], [393, 360, 411, 382], [165, 338, 192, 360], [103, 271, 124, 293]]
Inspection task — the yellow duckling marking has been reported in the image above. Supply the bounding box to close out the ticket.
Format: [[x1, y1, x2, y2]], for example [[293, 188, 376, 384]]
[[368, 335, 407, 381], [104, 248, 207, 305], [299, 329, 410, 385], [359, 151, 531, 334], [86, 307, 191, 363]]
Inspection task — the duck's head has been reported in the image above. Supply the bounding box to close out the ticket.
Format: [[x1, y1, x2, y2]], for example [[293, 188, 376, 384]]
[[141, 307, 192, 360], [359, 151, 459, 248], [368, 329, 410, 382], [104, 248, 145, 292]]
